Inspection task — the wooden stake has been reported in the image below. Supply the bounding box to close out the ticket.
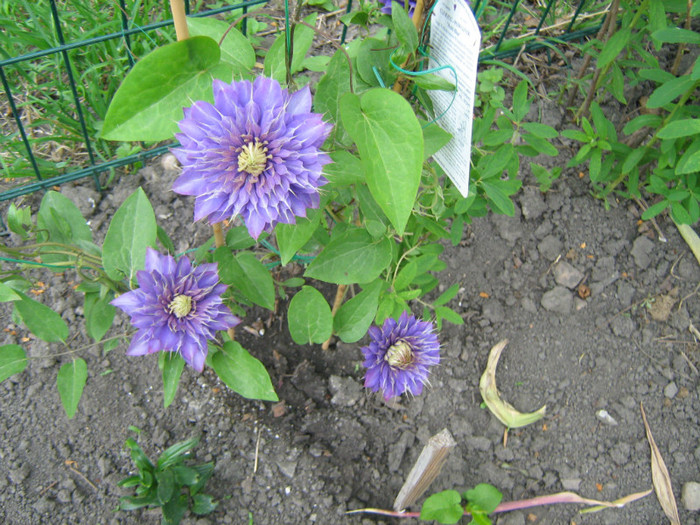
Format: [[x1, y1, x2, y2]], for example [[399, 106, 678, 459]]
[[168, 1, 235, 340], [393, 428, 456, 511], [169, 0, 190, 41], [321, 284, 347, 350]]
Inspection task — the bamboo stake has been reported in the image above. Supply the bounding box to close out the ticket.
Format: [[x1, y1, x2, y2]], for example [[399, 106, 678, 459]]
[[392, 0, 427, 94], [169, 0, 234, 340], [321, 284, 348, 350], [393, 428, 456, 511]]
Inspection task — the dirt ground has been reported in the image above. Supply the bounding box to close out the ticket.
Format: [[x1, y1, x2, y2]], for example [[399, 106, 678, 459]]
[[1, 136, 699, 525], [2, 4, 700, 522]]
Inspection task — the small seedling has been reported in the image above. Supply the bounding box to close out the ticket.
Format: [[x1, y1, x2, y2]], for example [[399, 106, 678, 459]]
[[117, 434, 217, 525]]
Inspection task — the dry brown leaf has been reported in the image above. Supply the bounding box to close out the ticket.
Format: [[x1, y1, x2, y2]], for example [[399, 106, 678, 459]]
[[640, 402, 680, 524]]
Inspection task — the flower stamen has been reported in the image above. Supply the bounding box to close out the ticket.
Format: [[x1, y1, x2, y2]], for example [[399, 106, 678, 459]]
[[385, 340, 414, 369], [237, 139, 269, 179], [168, 294, 193, 318]]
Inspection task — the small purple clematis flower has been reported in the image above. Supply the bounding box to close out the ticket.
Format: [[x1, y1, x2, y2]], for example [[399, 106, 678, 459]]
[[111, 248, 240, 372], [172, 76, 332, 240], [361, 311, 440, 400], [379, 0, 417, 16]]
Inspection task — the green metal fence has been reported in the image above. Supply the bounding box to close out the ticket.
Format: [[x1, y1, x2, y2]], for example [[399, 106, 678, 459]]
[[0, 0, 608, 207]]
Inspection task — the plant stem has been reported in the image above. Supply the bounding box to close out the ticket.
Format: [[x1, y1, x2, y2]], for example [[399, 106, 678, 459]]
[[321, 284, 347, 350]]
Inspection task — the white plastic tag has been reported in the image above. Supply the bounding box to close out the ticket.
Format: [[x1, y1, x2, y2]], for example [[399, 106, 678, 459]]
[[428, 0, 481, 198]]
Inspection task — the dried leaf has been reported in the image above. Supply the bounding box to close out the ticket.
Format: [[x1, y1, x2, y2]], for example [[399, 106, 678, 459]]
[[479, 339, 546, 429], [580, 489, 653, 514], [640, 402, 680, 524]]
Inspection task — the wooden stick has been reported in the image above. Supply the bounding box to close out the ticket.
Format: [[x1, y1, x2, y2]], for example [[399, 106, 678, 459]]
[[321, 284, 347, 350], [393, 428, 456, 511], [169, 0, 234, 340], [169, 0, 189, 41]]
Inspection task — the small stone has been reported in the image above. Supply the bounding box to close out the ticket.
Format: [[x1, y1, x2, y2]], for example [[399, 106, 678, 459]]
[[482, 299, 505, 324], [630, 236, 655, 269], [596, 409, 618, 426], [553, 261, 584, 289], [276, 460, 297, 479], [682, 482, 700, 511], [519, 187, 547, 220], [610, 315, 636, 338], [537, 235, 563, 261], [32, 496, 55, 514], [387, 431, 414, 472], [664, 382, 678, 399], [328, 376, 362, 407], [56, 488, 72, 504], [541, 286, 572, 314], [561, 478, 582, 491], [466, 436, 491, 452]]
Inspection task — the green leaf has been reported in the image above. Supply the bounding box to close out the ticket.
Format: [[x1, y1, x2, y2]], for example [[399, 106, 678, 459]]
[[420, 489, 464, 524], [14, 292, 68, 343], [521, 122, 558, 139], [171, 465, 199, 486], [392, 1, 419, 53], [102, 36, 222, 141], [7, 203, 31, 239], [435, 306, 464, 326], [623, 114, 663, 135], [434, 283, 460, 307], [156, 469, 175, 505], [162, 352, 185, 409], [511, 80, 530, 122], [192, 493, 218, 515], [37, 191, 94, 268], [657, 119, 700, 139], [125, 437, 154, 472], [189, 463, 214, 495], [0, 282, 21, 302], [187, 17, 255, 74], [158, 437, 199, 470], [411, 73, 456, 92], [57, 358, 87, 419], [263, 13, 318, 82], [651, 27, 700, 44], [156, 225, 176, 254], [597, 28, 631, 69], [641, 199, 669, 221], [102, 188, 157, 283], [37, 191, 93, 244], [464, 483, 503, 514], [211, 341, 278, 401], [482, 180, 515, 216], [325, 150, 365, 185], [422, 122, 452, 160], [314, 50, 354, 143], [646, 75, 696, 108], [334, 280, 383, 343], [225, 226, 257, 250], [0, 345, 27, 383], [287, 286, 333, 344], [394, 260, 417, 291], [305, 227, 393, 284], [215, 249, 275, 310], [162, 493, 188, 525], [84, 292, 115, 342], [275, 208, 322, 265], [340, 89, 423, 235], [356, 38, 398, 87], [676, 138, 700, 174]]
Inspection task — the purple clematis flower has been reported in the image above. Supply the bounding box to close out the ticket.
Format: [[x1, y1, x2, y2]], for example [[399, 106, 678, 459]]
[[172, 76, 332, 240], [111, 248, 240, 372], [379, 0, 417, 16], [361, 311, 440, 400]]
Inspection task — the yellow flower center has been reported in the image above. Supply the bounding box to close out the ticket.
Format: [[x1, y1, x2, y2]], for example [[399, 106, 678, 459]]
[[168, 294, 192, 319], [237, 139, 269, 179], [384, 340, 414, 369]]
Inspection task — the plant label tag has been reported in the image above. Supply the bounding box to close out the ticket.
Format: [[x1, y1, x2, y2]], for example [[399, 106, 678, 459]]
[[428, 0, 481, 198]]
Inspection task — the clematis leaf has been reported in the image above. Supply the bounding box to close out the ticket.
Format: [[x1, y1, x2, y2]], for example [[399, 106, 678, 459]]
[[479, 339, 546, 429]]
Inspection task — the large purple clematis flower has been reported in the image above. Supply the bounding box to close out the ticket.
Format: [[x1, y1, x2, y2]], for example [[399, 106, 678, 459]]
[[172, 76, 332, 240], [111, 248, 240, 372], [379, 0, 417, 16], [361, 311, 440, 400]]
